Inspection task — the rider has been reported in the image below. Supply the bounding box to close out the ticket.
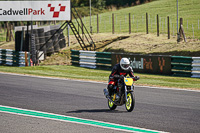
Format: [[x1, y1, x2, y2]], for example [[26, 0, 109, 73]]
[[107, 57, 139, 96]]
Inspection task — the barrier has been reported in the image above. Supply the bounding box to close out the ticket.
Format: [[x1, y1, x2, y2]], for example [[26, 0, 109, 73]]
[[71, 50, 112, 69], [192, 57, 200, 78], [71, 50, 200, 78], [171, 56, 200, 78], [0, 49, 30, 67], [171, 56, 192, 77]]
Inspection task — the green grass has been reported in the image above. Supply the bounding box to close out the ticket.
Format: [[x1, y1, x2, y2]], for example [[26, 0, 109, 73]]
[[0, 31, 6, 42], [0, 65, 199, 90], [68, 0, 200, 38]]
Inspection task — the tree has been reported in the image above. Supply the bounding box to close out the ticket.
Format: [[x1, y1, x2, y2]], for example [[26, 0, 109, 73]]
[[72, 0, 154, 8], [93, 0, 106, 9]]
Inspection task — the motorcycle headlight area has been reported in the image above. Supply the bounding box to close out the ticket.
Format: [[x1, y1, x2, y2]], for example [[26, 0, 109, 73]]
[[127, 85, 134, 91], [127, 86, 131, 90]]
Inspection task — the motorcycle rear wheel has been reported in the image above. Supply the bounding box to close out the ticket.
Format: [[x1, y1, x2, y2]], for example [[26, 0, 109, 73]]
[[108, 95, 117, 110], [125, 92, 135, 112]]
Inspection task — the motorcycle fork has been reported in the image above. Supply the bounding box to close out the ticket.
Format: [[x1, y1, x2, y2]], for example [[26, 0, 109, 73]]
[[125, 85, 134, 102], [113, 93, 116, 101], [125, 85, 128, 102], [113, 86, 118, 101], [124, 85, 134, 102]]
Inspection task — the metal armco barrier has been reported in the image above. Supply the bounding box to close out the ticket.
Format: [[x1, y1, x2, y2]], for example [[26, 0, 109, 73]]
[[0, 49, 30, 67], [171, 56, 200, 78], [192, 57, 200, 78], [171, 56, 192, 77], [71, 50, 112, 69]]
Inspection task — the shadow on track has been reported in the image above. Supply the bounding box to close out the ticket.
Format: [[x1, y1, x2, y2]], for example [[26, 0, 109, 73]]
[[66, 109, 126, 113]]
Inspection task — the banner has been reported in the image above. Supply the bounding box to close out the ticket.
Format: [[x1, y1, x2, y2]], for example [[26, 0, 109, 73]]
[[0, 1, 71, 21], [112, 53, 171, 75]]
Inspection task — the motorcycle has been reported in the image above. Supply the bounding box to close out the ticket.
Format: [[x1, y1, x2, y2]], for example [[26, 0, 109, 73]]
[[103, 76, 139, 112]]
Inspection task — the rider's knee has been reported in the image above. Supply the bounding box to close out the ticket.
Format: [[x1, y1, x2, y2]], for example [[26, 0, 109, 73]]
[[108, 84, 114, 90]]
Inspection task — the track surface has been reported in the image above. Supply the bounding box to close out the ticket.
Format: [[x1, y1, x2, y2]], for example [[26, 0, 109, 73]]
[[0, 73, 200, 133]]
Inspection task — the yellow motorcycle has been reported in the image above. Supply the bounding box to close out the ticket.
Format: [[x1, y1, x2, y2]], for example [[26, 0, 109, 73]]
[[104, 76, 139, 112]]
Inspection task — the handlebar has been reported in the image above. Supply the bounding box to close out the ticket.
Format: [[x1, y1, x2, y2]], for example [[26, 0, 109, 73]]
[[130, 76, 140, 80], [111, 75, 140, 81]]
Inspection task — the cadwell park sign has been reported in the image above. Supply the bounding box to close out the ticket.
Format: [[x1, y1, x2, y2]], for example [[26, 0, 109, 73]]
[[112, 53, 171, 75], [0, 1, 71, 21]]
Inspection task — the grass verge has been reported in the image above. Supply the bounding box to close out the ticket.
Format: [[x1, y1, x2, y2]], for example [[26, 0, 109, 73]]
[[0, 65, 199, 90], [71, 0, 200, 38]]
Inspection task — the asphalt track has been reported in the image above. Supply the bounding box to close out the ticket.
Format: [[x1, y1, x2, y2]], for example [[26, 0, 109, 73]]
[[0, 73, 200, 133]]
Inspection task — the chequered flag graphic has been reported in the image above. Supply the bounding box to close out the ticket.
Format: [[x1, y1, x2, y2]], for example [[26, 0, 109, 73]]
[[48, 4, 66, 18]]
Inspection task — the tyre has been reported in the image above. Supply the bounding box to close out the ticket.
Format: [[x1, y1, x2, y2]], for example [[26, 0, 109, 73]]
[[37, 28, 44, 34], [15, 31, 21, 51], [39, 35, 45, 43], [108, 95, 117, 110], [54, 41, 60, 52], [58, 33, 66, 49], [50, 29, 57, 35], [38, 29, 45, 45], [59, 39, 66, 49], [46, 41, 54, 55], [45, 31, 51, 41], [52, 34, 58, 41], [33, 29, 38, 35], [36, 43, 40, 50], [35, 34, 39, 45], [24, 33, 30, 52], [125, 92, 135, 112]]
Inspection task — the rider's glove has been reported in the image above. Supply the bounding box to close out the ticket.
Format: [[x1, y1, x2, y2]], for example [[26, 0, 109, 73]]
[[134, 76, 140, 80]]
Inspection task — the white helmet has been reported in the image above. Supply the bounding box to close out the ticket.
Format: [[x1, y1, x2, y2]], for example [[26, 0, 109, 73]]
[[120, 58, 130, 70]]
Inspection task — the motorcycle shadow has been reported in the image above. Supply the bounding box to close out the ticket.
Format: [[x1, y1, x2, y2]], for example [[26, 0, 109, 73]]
[[66, 109, 126, 113]]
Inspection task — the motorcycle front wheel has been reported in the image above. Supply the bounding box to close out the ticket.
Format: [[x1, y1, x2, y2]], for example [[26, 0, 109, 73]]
[[125, 92, 135, 112], [108, 95, 117, 110]]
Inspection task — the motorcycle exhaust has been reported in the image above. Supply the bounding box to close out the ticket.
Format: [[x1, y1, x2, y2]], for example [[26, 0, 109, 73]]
[[103, 89, 118, 105], [103, 89, 109, 98]]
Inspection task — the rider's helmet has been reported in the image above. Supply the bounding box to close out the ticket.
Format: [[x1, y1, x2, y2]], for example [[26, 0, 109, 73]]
[[120, 58, 130, 70]]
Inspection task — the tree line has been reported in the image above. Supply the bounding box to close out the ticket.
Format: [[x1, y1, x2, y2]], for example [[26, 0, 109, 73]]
[[72, 0, 154, 8]]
